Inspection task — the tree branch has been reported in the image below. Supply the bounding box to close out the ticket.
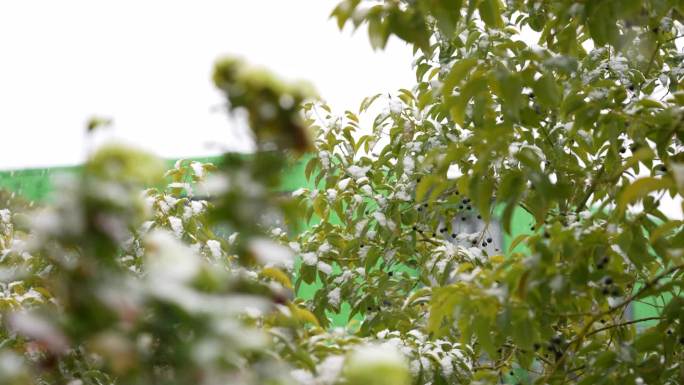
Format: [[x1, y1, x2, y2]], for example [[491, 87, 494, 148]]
[[584, 316, 662, 338], [541, 263, 684, 382]]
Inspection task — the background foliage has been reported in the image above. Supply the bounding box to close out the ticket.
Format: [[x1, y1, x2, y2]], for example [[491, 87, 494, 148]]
[[2, 1, 684, 384]]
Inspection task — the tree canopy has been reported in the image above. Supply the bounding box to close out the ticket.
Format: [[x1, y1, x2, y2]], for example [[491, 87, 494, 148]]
[[2, 1, 684, 385]]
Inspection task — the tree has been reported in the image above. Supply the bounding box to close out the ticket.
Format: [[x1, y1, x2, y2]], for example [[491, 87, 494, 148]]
[[2, 1, 684, 384], [291, 0, 684, 383]]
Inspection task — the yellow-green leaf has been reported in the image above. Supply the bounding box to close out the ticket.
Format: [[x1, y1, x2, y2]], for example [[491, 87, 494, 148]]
[[261, 267, 293, 289], [618, 177, 674, 212]]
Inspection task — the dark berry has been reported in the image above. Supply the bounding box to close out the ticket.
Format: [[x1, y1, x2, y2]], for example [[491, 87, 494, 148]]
[[432, 232, 436, 237], [477, 215, 482, 219], [660, 165, 667, 172], [417, 207, 422, 212], [600, 319, 606, 324], [678, 337, 684, 344], [459, 205, 464, 209], [462, 217, 467, 221], [533, 343, 540, 351], [611, 288, 620, 297], [360, 244, 364, 248], [412, 226, 417, 231], [451, 233, 457, 238], [388, 272, 393, 277], [667, 329, 672, 335], [601, 288, 610, 295], [482, 242, 487, 247], [423, 203, 428, 208], [367, 306, 372, 311], [487, 237, 492, 243], [440, 228, 447, 233], [603, 277, 613, 285], [544, 232, 550, 238], [462, 199, 468, 204], [628, 85, 634, 91], [467, 205, 472, 210], [619, 147, 626, 154]]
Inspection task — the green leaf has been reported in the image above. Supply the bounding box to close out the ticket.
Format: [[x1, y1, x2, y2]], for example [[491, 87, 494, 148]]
[[416, 174, 447, 203], [471, 176, 494, 221], [507, 234, 529, 253], [442, 58, 478, 98], [305, 157, 319, 181], [618, 177, 674, 212], [260, 267, 293, 289], [428, 285, 460, 335], [359, 93, 382, 113], [477, 0, 503, 28], [533, 74, 561, 108], [633, 329, 662, 351]]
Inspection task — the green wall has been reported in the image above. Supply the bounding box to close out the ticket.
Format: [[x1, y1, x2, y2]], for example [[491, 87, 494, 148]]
[[0, 157, 656, 327]]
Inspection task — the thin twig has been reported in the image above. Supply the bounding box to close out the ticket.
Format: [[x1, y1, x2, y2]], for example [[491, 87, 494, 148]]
[[540, 263, 684, 383], [584, 316, 662, 338]]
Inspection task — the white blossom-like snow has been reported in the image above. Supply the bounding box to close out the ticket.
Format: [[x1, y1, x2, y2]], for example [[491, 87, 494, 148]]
[[317, 355, 345, 385], [361, 184, 373, 195], [318, 242, 332, 254], [317, 261, 333, 275], [190, 162, 205, 178], [190, 200, 205, 215], [390, 99, 403, 114], [337, 178, 352, 191], [347, 342, 408, 373], [145, 230, 200, 283], [348, 165, 371, 179], [292, 187, 308, 197], [290, 369, 315, 385], [288, 241, 301, 253], [0, 209, 10, 223], [168, 216, 184, 238], [301, 252, 318, 266], [206, 240, 222, 259], [248, 238, 294, 270], [327, 287, 341, 307], [403, 157, 415, 175], [319, 150, 331, 169], [8, 312, 68, 353]]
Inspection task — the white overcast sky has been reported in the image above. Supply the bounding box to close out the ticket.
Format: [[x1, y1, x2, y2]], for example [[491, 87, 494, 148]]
[[1, 1, 681, 217], [0, 0, 415, 170]]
